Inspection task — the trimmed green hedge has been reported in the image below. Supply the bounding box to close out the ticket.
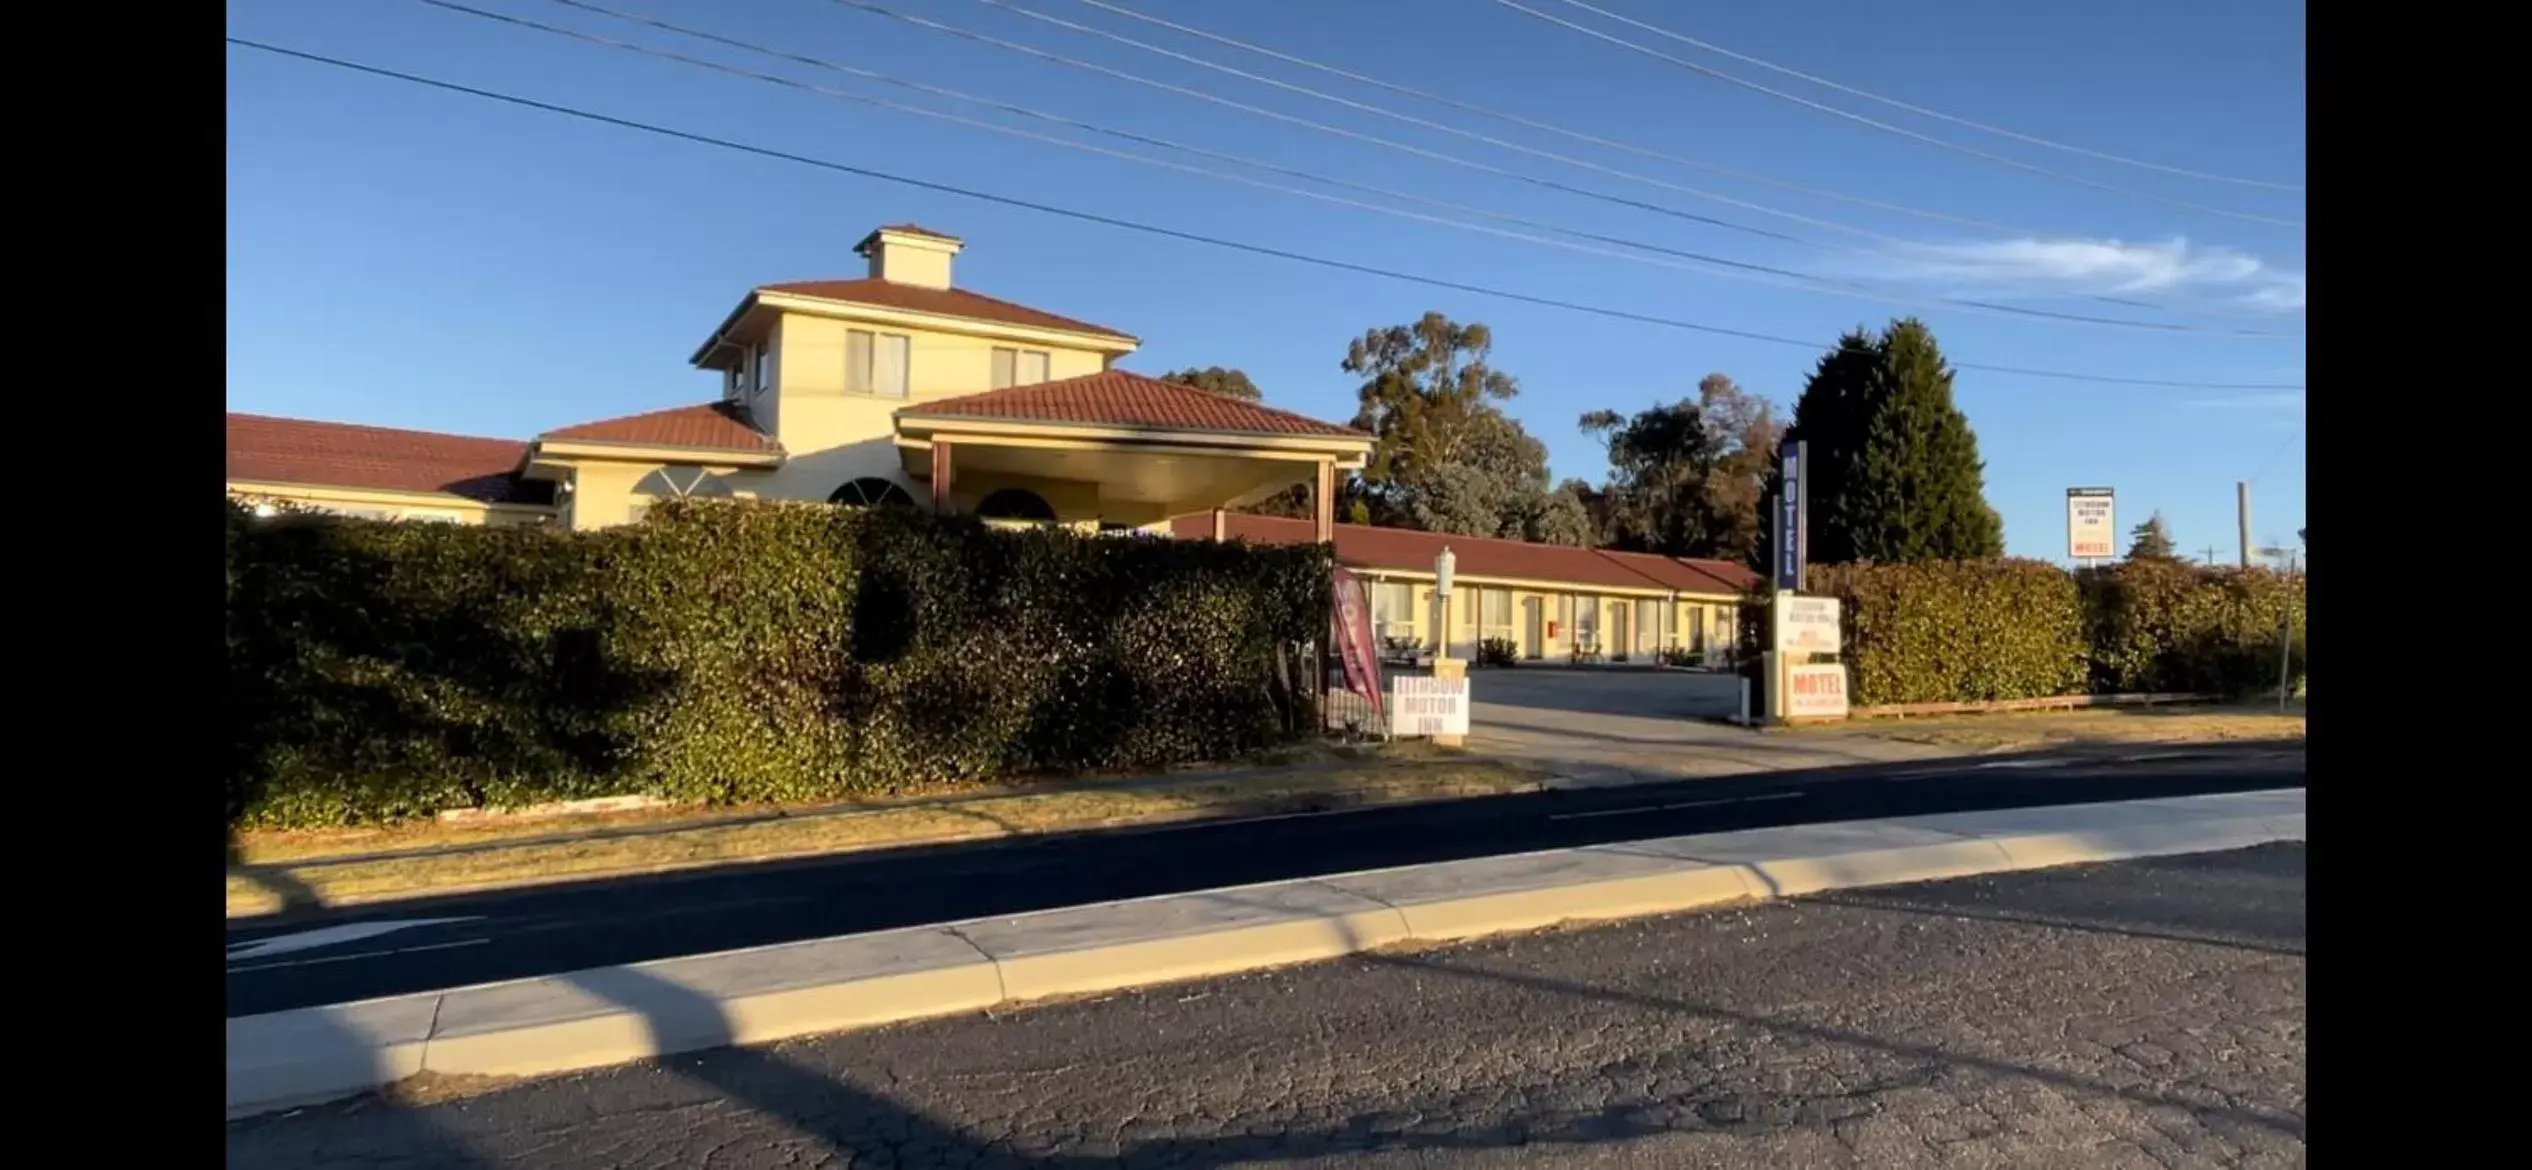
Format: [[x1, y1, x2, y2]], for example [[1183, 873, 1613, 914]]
[[1809, 559, 2088, 706], [1739, 558, 2306, 708], [2079, 559, 2307, 698], [227, 499, 1332, 827]]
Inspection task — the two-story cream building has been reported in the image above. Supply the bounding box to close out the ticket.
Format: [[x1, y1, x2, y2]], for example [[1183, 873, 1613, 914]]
[[232, 224, 1371, 537], [227, 221, 1757, 665]]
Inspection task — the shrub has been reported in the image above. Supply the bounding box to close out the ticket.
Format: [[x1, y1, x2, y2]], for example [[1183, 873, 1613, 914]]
[[1808, 559, 2086, 707], [1475, 637, 1520, 667], [2080, 560, 2305, 697], [227, 498, 1333, 827], [1729, 558, 2307, 711]]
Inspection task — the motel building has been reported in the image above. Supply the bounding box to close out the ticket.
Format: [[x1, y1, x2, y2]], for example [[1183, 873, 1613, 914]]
[[228, 222, 1755, 663]]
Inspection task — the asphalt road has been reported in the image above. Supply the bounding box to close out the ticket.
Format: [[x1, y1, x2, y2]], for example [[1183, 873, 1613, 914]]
[[227, 843, 2307, 1168], [226, 743, 2299, 1018]]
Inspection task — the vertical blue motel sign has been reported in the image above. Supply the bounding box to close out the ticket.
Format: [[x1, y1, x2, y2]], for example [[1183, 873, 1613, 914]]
[[1774, 440, 1805, 592]]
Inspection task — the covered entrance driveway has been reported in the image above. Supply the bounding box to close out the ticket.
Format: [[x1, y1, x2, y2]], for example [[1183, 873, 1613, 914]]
[[892, 372, 1372, 534]]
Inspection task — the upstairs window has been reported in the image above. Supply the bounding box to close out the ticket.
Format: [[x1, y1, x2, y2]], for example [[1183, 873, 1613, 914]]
[[753, 341, 777, 396], [846, 330, 910, 399], [990, 347, 1051, 389]]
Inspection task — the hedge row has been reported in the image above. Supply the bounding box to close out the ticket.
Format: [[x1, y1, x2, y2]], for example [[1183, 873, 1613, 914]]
[[1756, 558, 2305, 708], [227, 499, 1332, 828]]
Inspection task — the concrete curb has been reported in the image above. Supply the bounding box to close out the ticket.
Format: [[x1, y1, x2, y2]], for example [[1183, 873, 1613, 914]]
[[227, 788, 2304, 1119]]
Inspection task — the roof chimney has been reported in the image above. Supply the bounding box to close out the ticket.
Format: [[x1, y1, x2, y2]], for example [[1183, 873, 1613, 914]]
[[854, 224, 964, 290]]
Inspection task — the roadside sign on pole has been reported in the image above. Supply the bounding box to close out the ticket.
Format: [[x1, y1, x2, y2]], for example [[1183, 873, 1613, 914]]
[[1784, 664, 1850, 719], [1771, 594, 1842, 656], [2066, 487, 2116, 560]]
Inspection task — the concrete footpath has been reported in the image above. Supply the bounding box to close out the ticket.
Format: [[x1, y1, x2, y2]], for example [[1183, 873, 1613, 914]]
[[226, 788, 2305, 1120]]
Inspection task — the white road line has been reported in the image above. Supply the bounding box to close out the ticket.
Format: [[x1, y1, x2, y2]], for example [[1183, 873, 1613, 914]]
[[225, 937, 490, 974], [1548, 791, 1804, 821]]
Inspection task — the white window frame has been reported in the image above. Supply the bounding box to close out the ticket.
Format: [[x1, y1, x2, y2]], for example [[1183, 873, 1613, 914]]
[[1372, 581, 1415, 644], [1574, 595, 1599, 650], [848, 330, 911, 399], [989, 347, 1053, 390], [754, 341, 777, 397], [1481, 588, 1515, 643]]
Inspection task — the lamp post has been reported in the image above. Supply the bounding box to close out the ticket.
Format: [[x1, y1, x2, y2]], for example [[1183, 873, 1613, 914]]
[[1428, 545, 1466, 746], [1432, 546, 1455, 662]]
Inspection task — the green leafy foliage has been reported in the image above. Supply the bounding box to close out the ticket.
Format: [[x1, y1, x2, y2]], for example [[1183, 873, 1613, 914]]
[[227, 499, 1332, 827], [1809, 560, 2086, 706], [1156, 365, 1263, 400], [1343, 312, 1584, 545], [1787, 558, 2308, 707], [1770, 320, 2003, 567], [2080, 560, 2305, 696], [2126, 512, 2179, 561]]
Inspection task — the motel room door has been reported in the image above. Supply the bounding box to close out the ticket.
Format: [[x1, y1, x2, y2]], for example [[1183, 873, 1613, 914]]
[[1523, 597, 1544, 659], [1609, 604, 1632, 662]]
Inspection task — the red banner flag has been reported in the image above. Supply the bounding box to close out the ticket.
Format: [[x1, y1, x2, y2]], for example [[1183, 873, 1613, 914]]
[[1331, 567, 1385, 718]]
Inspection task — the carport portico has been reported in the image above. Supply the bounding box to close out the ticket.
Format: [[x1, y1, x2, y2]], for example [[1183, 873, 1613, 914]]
[[892, 371, 1371, 535]]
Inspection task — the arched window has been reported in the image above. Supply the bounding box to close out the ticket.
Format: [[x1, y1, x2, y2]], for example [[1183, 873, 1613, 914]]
[[633, 466, 737, 498], [975, 487, 1057, 522], [830, 477, 916, 508]]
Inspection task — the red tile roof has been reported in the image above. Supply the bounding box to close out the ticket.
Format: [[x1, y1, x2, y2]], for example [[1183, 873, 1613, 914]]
[[901, 371, 1370, 439], [1601, 549, 1765, 596], [1170, 513, 1758, 597], [538, 402, 782, 455], [759, 278, 1135, 341], [226, 413, 551, 506]]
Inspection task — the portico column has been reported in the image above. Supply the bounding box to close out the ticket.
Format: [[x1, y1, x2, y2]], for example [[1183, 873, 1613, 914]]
[[1314, 459, 1335, 543], [930, 440, 954, 513]]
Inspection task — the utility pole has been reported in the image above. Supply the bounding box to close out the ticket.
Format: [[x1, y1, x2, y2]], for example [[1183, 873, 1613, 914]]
[[2199, 545, 2220, 565], [2235, 481, 2252, 568]]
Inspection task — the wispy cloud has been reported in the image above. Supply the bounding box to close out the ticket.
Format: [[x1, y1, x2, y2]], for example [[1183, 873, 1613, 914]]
[[1864, 237, 2306, 312]]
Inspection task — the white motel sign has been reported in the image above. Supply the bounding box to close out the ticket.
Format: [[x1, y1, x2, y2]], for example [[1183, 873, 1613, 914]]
[[1391, 675, 1471, 737]]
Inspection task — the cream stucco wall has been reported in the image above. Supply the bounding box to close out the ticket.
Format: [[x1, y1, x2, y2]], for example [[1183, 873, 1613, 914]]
[[746, 311, 1111, 507], [228, 482, 553, 528], [1356, 575, 1743, 666]]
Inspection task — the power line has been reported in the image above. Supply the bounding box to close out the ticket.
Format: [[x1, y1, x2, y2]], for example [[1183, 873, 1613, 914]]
[[221, 36, 2309, 392], [2246, 421, 2305, 484], [1048, 0, 2297, 327], [1534, 0, 2303, 193], [818, 0, 1829, 249], [826, 0, 2295, 327], [496, 0, 2289, 338], [1057, 0, 2040, 237], [1497, 0, 2305, 230]]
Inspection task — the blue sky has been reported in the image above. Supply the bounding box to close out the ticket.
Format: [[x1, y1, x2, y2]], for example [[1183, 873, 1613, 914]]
[[227, 0, 2305, 562]]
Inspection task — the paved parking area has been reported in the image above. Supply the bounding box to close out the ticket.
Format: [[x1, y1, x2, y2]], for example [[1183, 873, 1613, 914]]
[[1452, 667, 1946, 784]]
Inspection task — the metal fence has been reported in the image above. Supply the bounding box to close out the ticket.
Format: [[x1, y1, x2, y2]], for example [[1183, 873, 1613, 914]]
[[1321, 661, 1392, 738]]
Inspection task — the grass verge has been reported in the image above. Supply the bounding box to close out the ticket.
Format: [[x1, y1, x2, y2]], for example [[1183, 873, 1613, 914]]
[[227, 746, 1543, 918], [1780, 702, 2305, 752]]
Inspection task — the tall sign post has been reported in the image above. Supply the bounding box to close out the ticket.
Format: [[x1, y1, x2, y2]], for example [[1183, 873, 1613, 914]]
[[2066, 487, 2116, 565], [1423, 546, 1467, 746], [1764, 440, 1840, 721]]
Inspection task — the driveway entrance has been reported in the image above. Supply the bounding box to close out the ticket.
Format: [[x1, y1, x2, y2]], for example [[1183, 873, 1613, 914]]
[[1449, 667, 1943, 784]]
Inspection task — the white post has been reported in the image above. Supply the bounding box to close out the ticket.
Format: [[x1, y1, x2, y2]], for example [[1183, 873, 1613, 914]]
[[1738, 676, 1752, 726]]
